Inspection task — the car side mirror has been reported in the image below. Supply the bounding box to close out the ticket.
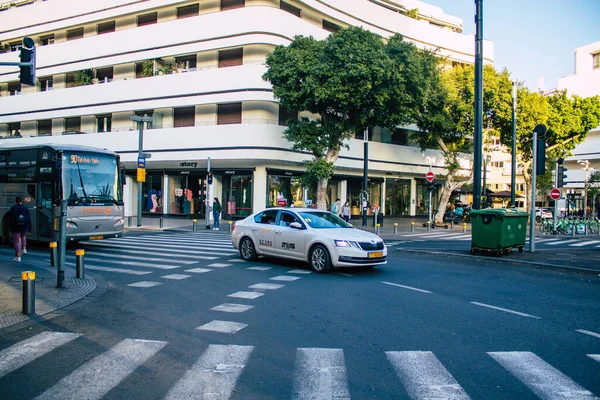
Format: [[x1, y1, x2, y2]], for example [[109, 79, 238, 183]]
[[289, 222, 302, 229]]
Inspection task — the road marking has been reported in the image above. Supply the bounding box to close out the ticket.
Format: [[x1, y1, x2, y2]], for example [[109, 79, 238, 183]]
[[247, 266, 272, 271], [161, 274, 192, 280], [576, 329, 600, 339], [66, 264, 152, 275], [386, 351, 471, 400], [227, 259, 245, 262], [127, 281, 162, 288], [211, 303, 254, 313], [82, 257, 181, 269], [545, 239, 581, 246], [228, 291, 264, 299], [588, 354, 600, 363], [288, 269, 312, 274], [196, 320, 248, 334], [293, 348, 350, 400], [112, 237, 235, 247], [382, 281, 432, 294], [185, 268, 212, 274], [165, 344, 253, 400], [335, 272, 353, 277], [36, 339, 166, 400], [249, 283, 284, 290], [535, 238, 560, 243], [270, 275, 301, 281], [0, 332, 81, 379], [488, 351, 595, 400], [569, 240, 600, 247], [80, 252, 197, 264], [470, 302, 540, 319], [81, 241, 227, 256], [207, 263, 232, 268]]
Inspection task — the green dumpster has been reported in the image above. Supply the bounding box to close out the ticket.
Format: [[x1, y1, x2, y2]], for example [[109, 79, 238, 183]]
[[470, 208, 529, 255]]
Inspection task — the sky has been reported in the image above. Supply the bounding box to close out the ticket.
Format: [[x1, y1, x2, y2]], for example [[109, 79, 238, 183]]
[[427, 0, 600, 91]]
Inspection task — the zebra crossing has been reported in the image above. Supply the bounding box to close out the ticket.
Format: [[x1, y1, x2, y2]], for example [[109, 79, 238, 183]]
[[0, 330, 597, 399]]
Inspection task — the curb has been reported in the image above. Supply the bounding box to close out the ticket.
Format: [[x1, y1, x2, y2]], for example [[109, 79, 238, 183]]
[[394, 248, 600, 276]]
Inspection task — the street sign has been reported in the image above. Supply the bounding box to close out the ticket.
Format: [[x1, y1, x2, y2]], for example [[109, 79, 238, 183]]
[[137, 157, 146, 168], [550, 188, 561, 200], [426, 171, 435, 182], [137, 168, 146, 182]]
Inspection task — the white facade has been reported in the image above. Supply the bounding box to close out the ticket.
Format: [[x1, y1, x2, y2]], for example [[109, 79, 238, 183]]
[[0, 0, 494, 219]]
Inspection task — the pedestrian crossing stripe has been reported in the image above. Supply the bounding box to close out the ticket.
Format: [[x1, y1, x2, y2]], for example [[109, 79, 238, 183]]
[[1, 332, 597, 399]]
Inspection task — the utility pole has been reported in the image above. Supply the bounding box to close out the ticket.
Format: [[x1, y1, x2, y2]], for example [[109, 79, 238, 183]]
[[510, 82, 517, 207], [473, 0, 484, 210], [130, 116, 153, 227], [57, 199, 67, 288], [362, 128, 368, 227], [529, 124, 547, 253], [205, 157, 211, 229]]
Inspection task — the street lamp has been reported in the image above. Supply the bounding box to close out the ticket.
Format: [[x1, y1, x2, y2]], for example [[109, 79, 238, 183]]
[[130, 115, 153, 227], [578, 159, 590, 216]]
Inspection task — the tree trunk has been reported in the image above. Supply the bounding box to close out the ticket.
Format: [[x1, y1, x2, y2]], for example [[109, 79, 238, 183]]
[[433, 172, 467, 225], [316, 178, 328, 210]]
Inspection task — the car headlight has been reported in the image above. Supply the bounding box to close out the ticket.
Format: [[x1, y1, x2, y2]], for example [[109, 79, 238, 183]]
[[335, 240, 359, 248]]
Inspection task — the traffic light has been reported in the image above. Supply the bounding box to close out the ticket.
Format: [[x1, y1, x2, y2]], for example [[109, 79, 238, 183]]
[[536, 138, 546, 175], [427, 180, 435, 192], [207, 171, 213, 185], [19, 37, 36, 86], [557, 158, 568, 188]]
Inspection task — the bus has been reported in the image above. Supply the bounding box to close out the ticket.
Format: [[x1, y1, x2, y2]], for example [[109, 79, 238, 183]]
[[0, 143, 125, 243]]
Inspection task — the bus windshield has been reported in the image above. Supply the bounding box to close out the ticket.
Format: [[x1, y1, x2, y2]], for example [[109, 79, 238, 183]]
[[62, 152, 122, 205]]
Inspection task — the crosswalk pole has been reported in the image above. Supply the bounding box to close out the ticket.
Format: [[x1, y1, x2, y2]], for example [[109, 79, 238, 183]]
[[410, 222, 414, 232], [376, 223, 380, 235], [193, 219, 197, 231], [22, 271, 35, 315], [450, 221, 454, 230], [229, 221, 233, 233], [159, 216, 164, 229], [394, 223, 398, 234], [463, 222, 467, 233], [76, 250, 85, 279], [49, 241, 57, 267]]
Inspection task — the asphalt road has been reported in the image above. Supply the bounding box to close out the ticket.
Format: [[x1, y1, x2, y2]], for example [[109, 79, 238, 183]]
[[1, 231, 599, 399]]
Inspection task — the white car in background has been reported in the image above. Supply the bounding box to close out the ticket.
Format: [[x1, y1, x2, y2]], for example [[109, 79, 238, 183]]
[[231, 208, 387, 273]]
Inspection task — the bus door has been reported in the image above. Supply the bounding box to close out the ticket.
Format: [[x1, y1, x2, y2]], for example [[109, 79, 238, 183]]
[[37, 181, 54, 241]]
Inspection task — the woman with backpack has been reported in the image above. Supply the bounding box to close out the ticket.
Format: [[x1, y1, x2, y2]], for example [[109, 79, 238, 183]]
[[9, 196, 31, 262]]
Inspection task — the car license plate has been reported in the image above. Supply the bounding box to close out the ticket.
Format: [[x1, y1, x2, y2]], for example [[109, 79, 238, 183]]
[[369, 251, 383, 258], [90, 235, 104, 240]]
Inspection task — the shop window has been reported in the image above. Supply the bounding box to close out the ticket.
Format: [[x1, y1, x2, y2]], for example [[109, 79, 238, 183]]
[[175, 55, 197, 72], [280, 1, 301, 17], [278, 106, 298, 126], [143, 174, 163, 213], [323, 20, 340, 33], [96, 67, 113, 83], [218, 48, 243, 68], [217, 103, 242, 125], [8, 81, 21, 95], [64, 117, 81, 133], [168, 175, 204, 215], [174, 107, 195, 128], [40, 34, 54, 46], [96, 114, 112, 132], [8, 122, 21, 137], [66, 27, 84, 41], [39, 77, 53, 91], [137, 12, 157, 27], [385, 178, 411, 216], [38, 119, 52, 136], [177, 3, 199, 18], [97, 20, 116, 35], [221, 0, 244, 11], [222, 173, 253, 218]]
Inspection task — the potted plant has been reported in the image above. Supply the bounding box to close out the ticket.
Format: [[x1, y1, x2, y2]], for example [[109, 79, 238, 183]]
[[74, 69, 95, 86]]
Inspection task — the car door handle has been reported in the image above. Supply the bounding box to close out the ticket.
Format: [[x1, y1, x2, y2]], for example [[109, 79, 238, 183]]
[[275, 230, 282, 234], [252, 227, 258, 232]]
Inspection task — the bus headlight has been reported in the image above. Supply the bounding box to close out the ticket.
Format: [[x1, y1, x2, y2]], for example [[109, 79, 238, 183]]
[[116, 218, 124, 226]]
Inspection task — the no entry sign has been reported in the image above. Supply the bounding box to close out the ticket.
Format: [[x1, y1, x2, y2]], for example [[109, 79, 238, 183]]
[[426, 171, 435, 182], [550, 188, 561, 200]]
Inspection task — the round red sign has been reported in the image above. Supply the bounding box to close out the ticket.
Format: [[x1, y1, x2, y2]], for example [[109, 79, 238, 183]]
[[426, 171, 435, 182], [550, 188, 561, 200]]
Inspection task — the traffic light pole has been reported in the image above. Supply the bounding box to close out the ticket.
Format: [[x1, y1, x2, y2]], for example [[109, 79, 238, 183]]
[[553, 162, 559, 232], [205, 157, 211, 229]]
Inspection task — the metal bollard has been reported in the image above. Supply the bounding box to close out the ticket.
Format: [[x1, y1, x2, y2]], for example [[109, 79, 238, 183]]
[[450, 221, 454, 230], [128, 216, 132, 227], [375, 223, 380, 235], [159, 216, 164, 229], [192, 219, 197, 231], [22, 271, 35, 315], [427, 221, 430, 232], [394, 222, 398, 234], [76, 249, 85, 279], [463, 222, 467, 233], [410, 222, 415, 232], [49, 241, 58, 267], [572, 225, 576, 237], [229, 221, 233, 233]]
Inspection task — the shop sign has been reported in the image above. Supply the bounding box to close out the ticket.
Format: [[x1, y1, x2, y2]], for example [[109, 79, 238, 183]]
[[180, 161, 198, 168]]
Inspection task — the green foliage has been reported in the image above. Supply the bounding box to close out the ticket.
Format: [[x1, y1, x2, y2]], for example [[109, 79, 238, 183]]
[[407, 8, 419, 19], [74, 69, 95, 86], [142, 60, 154, 77], [298, 159, 335, 188]]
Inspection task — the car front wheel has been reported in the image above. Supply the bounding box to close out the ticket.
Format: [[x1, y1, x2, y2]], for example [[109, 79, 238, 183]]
[[309, 244, 332, 273], [239, 237, 258, 261]]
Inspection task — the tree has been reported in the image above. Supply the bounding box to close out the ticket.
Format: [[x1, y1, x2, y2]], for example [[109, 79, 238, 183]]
[[263, 27, 438, 209], [588, 169, 600, 218]]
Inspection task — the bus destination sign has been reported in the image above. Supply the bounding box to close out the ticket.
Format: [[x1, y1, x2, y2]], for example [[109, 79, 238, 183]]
[[70, 154, 100, 165]]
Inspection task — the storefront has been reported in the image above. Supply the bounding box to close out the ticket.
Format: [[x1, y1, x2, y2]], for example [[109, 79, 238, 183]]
[[266, 168, 308, 208], [415, 179, 439, 216], [142, 172, 164, 214], [167, 172, 206, 217], [346, 177, 382, 217], [385, 178, 412, 216], [220, 169, 254, 219]]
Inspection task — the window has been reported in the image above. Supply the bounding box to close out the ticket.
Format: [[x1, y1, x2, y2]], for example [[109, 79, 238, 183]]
[[278, 106, 298, 126], [97, 21, 115, 35], [280, 1, 301, 17], [390, 128, 409, 145], [175, 55, 197, 71], [134, 110, 154, 129], [594, 53, 600, 70], [177, 3, 199, 19], [65, 72, 76, 88], [39, 77, 53, 91], [218, 48, 243, 68], [38, 120, 52, 135], [8, 122, 21, 137], [8, 82, 21, 95], [354, 127, 373, 141], [217, 103, 242, 125], [96, 67, 113, 83], [10, 41, 21, 52], [40, 34, 54, 46], [491, 161, 504, 168], [279, 211, 302, 227], [323, 20, 340, 33], [137, 12, 157, 27], [221, 0, 244, 11], [254, 210, 279, 225], [96, 114, 112, 132], [66, 27, 84, 41], [173, 107, 195, 128], [64, 117, 81, 133]]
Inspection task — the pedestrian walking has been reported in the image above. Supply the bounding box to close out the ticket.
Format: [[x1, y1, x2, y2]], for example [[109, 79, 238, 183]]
[[332, 198, 341, 216], [212, 197, 222, 230], [341, 201, 351, 222], [9, 196, 31, 262]]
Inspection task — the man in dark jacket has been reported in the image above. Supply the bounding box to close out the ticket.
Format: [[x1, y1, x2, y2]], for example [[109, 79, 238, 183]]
[[9, 196, 32, 262]]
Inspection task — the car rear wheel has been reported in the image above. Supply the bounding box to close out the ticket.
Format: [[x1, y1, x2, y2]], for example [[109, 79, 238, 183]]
[[309, 244, 332, 273], [239, 237, 258, 261]]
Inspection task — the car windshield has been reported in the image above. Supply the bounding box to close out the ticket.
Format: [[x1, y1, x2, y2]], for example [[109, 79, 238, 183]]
[[298, 211, 352, 229]]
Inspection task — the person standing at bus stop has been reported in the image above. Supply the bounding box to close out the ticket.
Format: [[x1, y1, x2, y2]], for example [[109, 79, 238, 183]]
[[212, 197, 222, 231], [9, 196, 31, 262]]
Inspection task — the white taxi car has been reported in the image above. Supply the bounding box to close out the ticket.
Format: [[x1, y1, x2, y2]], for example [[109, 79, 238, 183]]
[[231, 207, 387, 273]]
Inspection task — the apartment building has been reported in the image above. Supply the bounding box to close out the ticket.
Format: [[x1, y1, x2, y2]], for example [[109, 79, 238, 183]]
[[0, 0, 494, 219]]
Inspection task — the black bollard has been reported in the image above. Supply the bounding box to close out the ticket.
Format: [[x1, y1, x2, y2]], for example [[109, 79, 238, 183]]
[[50, 241, 57, 267], [22, 271, 35, 315], [76, 249, 84, 279]]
